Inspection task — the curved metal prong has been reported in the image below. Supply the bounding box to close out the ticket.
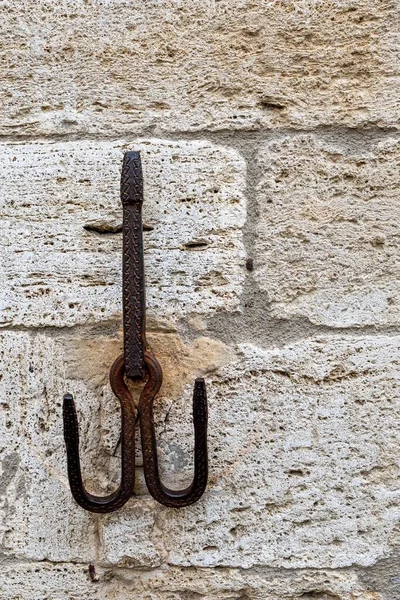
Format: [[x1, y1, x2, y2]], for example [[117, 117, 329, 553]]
[[63, 354, 136, 513], [140, 351, 208, 508]]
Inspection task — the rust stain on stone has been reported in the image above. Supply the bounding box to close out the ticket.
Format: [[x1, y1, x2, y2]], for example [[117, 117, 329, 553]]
[[62, 336, 122, 389], [146, 333, 230, 399], [61, 332, 229, 401]]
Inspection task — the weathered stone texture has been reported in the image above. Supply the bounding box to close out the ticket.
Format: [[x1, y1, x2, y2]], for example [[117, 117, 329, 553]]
[[2, 329, 399, 575], [0, 332, 98, 562], [101, 503, 162, 567], [1, 1, 399, 597], [1, 1, 398, 136], [100, 335, 400, 570], [0, 330, 229, 566], [0, 139, 246, 328], [0, 562, 386, 600], [255, 135, 400, 327]]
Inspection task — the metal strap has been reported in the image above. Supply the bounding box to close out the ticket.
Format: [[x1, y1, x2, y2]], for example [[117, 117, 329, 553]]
[[121, 151, 146, 379]]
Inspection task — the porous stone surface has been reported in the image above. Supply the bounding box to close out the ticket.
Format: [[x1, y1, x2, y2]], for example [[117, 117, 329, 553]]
[[255, 135, 400, 327], [0, 329, 228, 567], [0, 329, 169, 565], [1, 1, 399, 597], [1, 1, 398, 136], [100, 503, 162, 567], [0, 331, 98, 562], [100, 336, 400, 571], [0, 562, 386, 600], [0, 138, 246, 328], [2, 326, 399, 583]]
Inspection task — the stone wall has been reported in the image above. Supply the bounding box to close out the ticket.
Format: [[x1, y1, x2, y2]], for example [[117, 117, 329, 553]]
[[1, 1, 399, 599]]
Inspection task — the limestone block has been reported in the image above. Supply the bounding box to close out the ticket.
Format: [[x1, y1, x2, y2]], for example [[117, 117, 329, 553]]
[[141, 336, 400, 569], [0, 139, 246, 327], [0, 562, 385, 600], [0, 330, 176, 563], [255, 135, 400, 327], [0, 563, 96, 600], [0, 331, 100, 561], [1, 1, 398, 136], [0, 330, 396, 582], [100, 503, 162, 567]]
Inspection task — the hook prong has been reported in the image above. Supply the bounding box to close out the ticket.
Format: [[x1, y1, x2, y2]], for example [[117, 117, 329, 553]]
[[139, 351, 208, 508], [62, 355, 136, 513]]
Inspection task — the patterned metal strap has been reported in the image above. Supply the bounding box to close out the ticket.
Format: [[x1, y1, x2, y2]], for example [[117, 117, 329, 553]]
[[121, 151, 146, 379]]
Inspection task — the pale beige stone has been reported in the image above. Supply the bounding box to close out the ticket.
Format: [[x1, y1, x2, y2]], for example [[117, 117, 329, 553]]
[[0, 139, 246, 328], [255, 135, 400, 327], [3, 330, 396, 570], [1, 1, 398, 135], [150, 336, 400, 569], [0, 329, 398, 583], [0, 562, 385, 600], [100, 502, 162, 567], [0, 332, 98, 561], [1, 0, 398, 594], [119, 566, 385, 600], [0, 330, 198, 564]]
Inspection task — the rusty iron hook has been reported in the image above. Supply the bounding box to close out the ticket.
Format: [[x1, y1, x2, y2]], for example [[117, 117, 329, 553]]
[[139, 350, 208, 507], [63, 355, 136, 513], [63, 150, 208, 512]]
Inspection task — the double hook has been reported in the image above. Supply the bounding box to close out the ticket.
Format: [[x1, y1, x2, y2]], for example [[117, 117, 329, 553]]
[[63, 152, 208, 513]]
